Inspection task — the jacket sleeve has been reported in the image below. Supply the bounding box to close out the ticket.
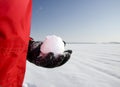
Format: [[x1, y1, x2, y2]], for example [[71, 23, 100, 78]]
[[0, 0, 32, 86]]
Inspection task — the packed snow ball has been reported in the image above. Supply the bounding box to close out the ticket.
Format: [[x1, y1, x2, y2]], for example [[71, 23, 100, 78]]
[[40, 35, 65, 57]]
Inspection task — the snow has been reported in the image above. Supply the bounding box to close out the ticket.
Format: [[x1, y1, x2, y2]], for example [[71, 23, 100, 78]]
[[40, 35, 65, 57], [23, 44, 120, 87]]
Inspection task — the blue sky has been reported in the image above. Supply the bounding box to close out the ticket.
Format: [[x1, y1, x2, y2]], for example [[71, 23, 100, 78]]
[[31, 0, 120, 42]]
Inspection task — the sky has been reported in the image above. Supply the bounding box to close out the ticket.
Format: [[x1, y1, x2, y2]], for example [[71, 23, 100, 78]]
[[31, 0, 120, 42]]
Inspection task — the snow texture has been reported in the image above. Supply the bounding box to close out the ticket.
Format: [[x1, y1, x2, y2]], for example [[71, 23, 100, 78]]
[[40, 35, 65, 57], [23, 44, 120, 87]]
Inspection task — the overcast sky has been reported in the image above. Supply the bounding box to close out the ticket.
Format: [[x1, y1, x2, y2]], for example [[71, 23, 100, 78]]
[[31, 0, 120, 42]]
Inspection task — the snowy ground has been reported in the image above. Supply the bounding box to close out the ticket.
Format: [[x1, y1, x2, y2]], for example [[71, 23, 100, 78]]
[[23, 44, 120, 87]]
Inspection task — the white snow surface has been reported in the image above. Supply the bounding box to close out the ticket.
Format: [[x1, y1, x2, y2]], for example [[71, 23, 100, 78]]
[[23, 44, 120, 87]]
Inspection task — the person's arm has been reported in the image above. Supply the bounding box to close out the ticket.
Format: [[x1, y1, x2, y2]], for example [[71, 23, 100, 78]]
[[27, 38, 72, 68], [0, 0, 32, 86]]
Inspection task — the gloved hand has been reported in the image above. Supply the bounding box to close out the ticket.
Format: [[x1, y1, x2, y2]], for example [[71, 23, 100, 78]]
[[35, 50, 72, 68], [27, 38, 72, 68]]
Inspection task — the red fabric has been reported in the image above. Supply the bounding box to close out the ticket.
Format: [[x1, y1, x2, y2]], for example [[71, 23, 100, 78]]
[[0, 0, 32, 87]]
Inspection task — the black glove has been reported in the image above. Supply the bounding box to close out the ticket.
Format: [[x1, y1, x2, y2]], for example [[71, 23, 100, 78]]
[[27, 40, 72, 68], [34, 50, 72, 68]]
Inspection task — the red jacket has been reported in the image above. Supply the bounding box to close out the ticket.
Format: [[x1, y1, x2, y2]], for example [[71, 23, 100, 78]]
[[0, 0, 32, 87]]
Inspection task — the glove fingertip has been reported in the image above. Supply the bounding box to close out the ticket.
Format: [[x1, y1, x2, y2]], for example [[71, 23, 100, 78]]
[[48, 52, 54, 56], [64, 50, 72, 54]]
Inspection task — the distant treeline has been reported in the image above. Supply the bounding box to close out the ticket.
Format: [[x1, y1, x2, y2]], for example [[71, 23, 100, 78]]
[[66, 42, 120, 44], [102, 42, 120, 44], [66, 42, 96, 44]]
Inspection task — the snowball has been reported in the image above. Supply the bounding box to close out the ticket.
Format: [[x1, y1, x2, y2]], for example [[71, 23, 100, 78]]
[[40, 35, 65, 57]]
